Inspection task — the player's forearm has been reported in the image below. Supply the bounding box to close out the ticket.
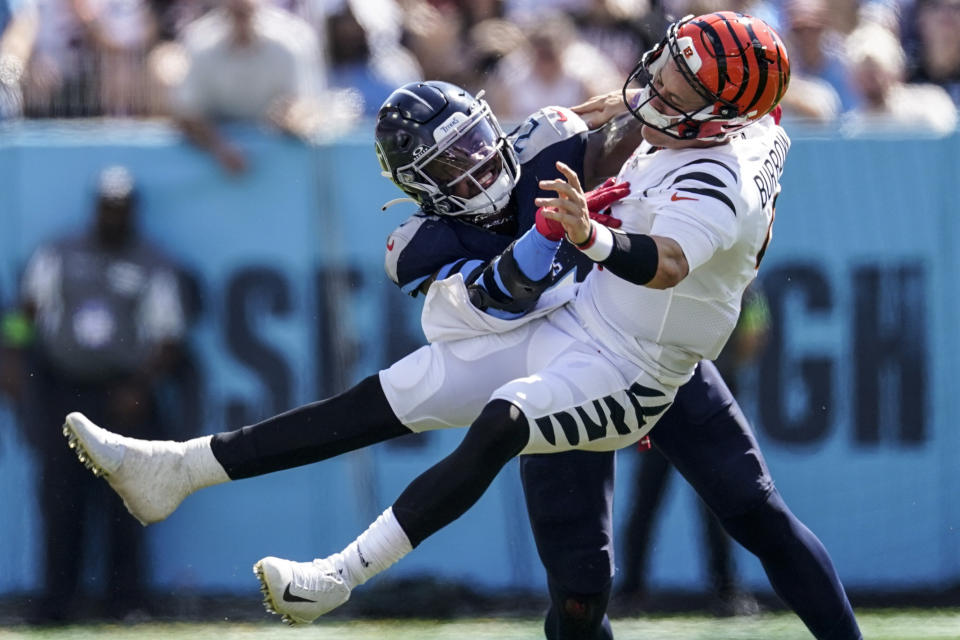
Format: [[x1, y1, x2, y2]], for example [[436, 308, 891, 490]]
[[575, 222, 688, 288], [467, 228, 560, 318]]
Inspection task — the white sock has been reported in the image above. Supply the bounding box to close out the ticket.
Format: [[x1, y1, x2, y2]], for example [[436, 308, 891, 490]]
[[330, 507, 413, 589], [181, 435, 230, 490]]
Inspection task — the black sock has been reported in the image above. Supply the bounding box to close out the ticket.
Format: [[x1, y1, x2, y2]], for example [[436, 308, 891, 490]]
[[210, 374, 410, 479], [391, 400, 528, 547]]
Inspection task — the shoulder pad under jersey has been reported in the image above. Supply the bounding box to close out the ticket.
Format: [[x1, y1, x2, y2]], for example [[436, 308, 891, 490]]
[[384, 214, 434, 285], [509, 106, 589, 164]]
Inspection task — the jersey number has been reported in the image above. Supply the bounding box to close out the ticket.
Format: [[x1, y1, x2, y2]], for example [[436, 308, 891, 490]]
[[511, 117, 540, 155]]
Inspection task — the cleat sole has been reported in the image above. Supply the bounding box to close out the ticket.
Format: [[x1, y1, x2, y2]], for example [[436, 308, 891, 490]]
[[253, 561, 298, 626], [63, 420, 107, 478]]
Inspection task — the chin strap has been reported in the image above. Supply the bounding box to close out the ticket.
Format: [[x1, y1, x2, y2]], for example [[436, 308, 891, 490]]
[[380, 197, 418, 212]]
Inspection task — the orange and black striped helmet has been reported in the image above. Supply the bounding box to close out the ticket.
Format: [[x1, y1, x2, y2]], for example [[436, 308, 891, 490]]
[[623, 12, 790, 141]]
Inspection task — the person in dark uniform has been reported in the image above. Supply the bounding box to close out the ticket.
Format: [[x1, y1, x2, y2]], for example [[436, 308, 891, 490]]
[[0, 166, 185, 623]]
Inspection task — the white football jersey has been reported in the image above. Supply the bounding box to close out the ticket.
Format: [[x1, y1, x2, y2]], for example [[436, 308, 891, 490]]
[[572, 115, 790, 386]]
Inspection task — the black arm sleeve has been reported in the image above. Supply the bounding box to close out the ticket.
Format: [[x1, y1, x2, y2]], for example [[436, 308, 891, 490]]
[[598, 231, 659, 285]]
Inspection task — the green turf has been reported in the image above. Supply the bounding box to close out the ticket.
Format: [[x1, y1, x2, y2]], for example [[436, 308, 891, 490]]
[[1, 610, 958, 639]]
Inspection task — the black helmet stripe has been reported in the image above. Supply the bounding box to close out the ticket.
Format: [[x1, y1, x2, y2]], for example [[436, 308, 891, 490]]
[[717, 13, 752, 108], [741, 21, 769, 114], [690, 17, 729, 99], [770, 32, 788, 105]]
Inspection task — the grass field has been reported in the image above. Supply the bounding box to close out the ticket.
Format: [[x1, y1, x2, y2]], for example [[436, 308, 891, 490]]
[[1, 610, 959, 640]]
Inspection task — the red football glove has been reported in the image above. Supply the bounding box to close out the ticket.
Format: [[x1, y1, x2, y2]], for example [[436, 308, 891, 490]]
[[534, 178, 631, 241], [535, 206, 565, 240], [586, 177, 630, 228]]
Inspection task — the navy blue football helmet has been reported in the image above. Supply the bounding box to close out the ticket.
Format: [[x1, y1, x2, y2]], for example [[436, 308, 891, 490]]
[[375, 81, 520, 218]]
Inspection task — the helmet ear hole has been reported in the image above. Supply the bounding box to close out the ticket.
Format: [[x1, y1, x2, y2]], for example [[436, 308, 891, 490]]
[[396, 132, 412, 151]]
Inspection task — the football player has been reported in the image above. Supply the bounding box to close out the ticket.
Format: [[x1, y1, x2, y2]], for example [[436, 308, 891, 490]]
[[63, 12, 861, 640], [372, 77, 860, 640]]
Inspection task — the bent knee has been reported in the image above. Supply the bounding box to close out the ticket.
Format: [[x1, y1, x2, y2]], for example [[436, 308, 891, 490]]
[[467, 400, 530, 462]]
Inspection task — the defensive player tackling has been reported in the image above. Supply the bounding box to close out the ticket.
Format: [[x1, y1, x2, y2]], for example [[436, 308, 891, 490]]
[[62, 11, 861, 639]]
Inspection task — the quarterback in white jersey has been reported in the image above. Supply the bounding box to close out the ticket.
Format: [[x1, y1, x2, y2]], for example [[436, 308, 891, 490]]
[[572, 114, 790, 387]]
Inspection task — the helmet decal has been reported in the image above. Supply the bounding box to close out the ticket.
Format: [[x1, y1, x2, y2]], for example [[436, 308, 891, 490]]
[[433, 111, 469, 143], [675, 36, 703, 73]]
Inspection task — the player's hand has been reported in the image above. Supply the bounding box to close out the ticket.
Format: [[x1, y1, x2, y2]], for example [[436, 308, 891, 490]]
[[535, 162, 592, 246], [584, 177, 630, 228], [570, 90, 639, 129], [534, 207, 565, 241]]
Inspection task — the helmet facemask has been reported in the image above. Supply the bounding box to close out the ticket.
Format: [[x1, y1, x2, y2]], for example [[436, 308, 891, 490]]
[[377, 95, 519, 218]]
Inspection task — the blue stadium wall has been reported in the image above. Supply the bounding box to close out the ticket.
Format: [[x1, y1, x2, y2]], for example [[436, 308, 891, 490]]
[[0, 122, 957, 599]]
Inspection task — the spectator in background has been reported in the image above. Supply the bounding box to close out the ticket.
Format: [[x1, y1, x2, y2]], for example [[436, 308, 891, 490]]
[[619, 284, 770, 618], [18, 0, 99, 117], [401, 1, 472, 88], [485, 11, 620, 122], [0, 166, 186, 624], [908, 0, 960, 106], [824, 0, 866, 34], [0, 0, 35, 118], [778, 0, 855, 123], [325, 3, 417, 117], [842, 21, 957, 135], [455, 0, 504, 24], [571, 0, 662, 75], [14, 0, 156, 117], [399, 0, 516, 95], [464, 16, 526, 91], [169, 0, 326, 174], [73, 0, 159, 116], [142, 0, 211, 115], [785, 0, 859, 110]]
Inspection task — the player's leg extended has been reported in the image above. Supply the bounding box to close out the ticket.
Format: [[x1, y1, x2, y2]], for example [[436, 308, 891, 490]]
[[254, 328, 678, 625], [216, 329, 539, 478], [63, 329, 538, 525], [255, 398, 531, 624], [521, 450, 615, 640], [62, 374, 408, 525], [655, 361, 862, 640]]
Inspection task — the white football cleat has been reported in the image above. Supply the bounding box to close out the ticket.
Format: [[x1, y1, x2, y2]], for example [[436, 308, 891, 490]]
[[254, 556, 351, 625], [63, 411, 194, 525]]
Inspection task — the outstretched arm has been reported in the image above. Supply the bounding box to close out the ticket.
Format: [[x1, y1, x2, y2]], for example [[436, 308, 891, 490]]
[[536, 162, 689, 289]]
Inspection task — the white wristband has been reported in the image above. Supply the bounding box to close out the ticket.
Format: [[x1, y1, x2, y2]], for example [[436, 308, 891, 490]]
[[577, 221, 615, 262]]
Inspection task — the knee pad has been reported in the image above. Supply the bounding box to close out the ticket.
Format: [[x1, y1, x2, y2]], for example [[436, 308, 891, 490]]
[[465, 400, 530, 464]]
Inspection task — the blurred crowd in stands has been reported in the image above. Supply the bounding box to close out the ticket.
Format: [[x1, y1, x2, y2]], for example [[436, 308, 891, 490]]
[[0, 0, 958, 133]]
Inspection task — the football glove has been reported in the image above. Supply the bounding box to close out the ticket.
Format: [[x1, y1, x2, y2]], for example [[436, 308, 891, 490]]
[[534, 178, 630, 240], [585, 177, 629, 228]]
